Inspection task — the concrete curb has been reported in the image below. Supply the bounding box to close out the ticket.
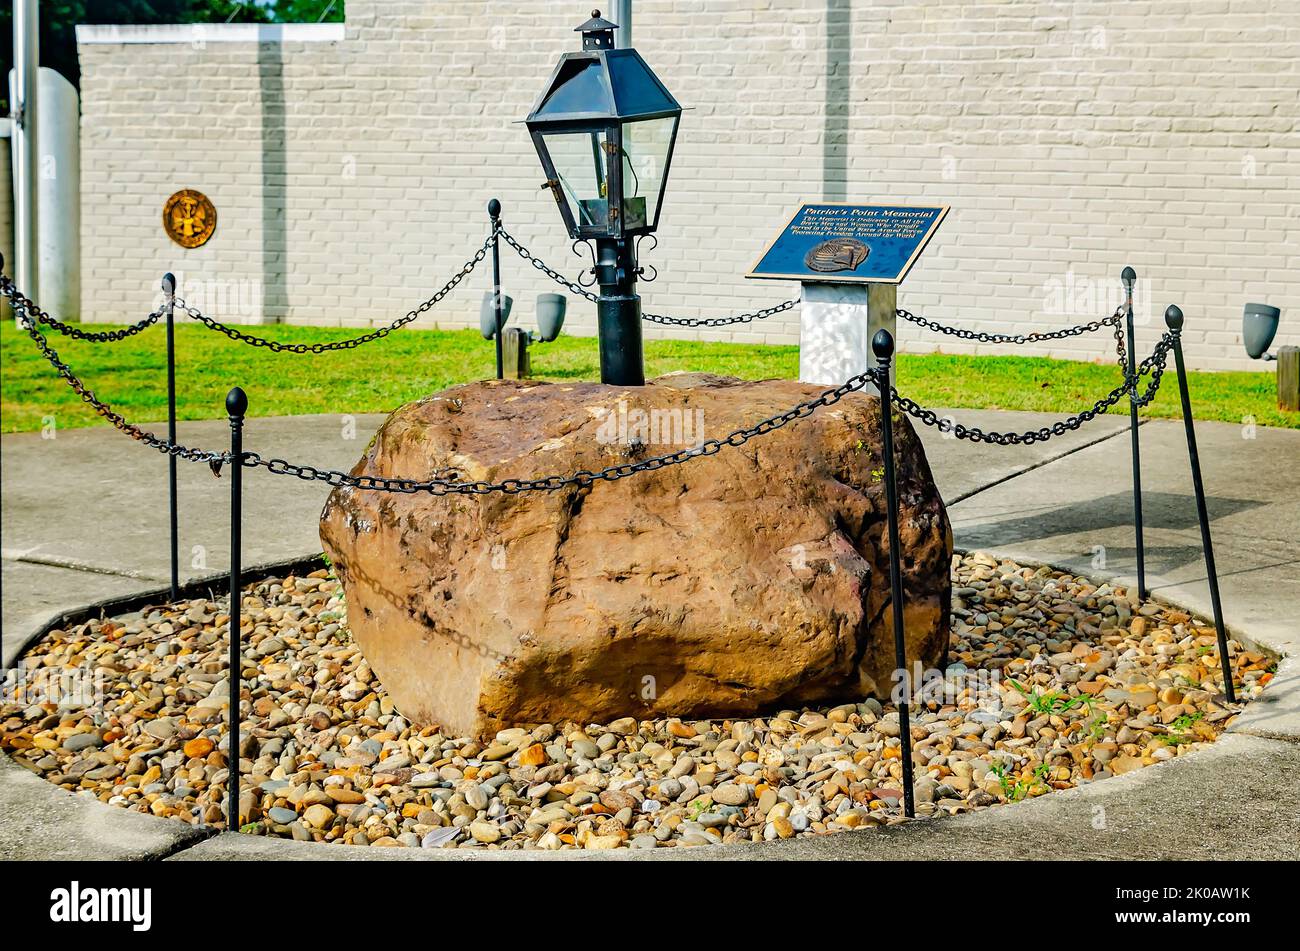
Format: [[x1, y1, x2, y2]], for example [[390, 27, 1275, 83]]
[[3, 554, 327, 669], [0, 754, 213, 862]]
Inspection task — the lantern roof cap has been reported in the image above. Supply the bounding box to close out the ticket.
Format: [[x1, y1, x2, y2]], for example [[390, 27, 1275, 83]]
[[575, 9, 619, 35], [526, 49, 681, 125]]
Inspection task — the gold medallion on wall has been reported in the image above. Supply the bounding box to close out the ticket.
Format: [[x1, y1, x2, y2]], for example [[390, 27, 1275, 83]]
[[163, 189, 217, 249]]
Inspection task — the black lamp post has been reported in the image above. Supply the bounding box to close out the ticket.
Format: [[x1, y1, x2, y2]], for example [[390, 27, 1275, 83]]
[[525, 9, 682, 386]]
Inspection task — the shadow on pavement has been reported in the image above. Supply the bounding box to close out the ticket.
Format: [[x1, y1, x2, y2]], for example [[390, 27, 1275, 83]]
[[954, 490, 1263, 576]]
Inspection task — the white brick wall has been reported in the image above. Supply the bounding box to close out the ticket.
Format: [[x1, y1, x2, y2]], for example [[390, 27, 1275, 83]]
[[77, 1, 1300, 371]]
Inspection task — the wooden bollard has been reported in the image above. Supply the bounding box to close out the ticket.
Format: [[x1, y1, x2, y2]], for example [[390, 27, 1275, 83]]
[[1278, 346, 1299, 413]]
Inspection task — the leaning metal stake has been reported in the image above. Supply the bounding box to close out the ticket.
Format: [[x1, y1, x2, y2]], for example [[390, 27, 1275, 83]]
[[872, 329, 916, 819], [488, 199, 505, 381], [1122, 267, 1147, 600], [163, 273, 180, 600], [1164, 305, 1236, 703], [226, 386, 248, 829]]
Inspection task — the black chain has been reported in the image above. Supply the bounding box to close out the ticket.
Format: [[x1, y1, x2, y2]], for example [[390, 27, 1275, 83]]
[[3, 261, 1178, 493], [500, 228, 799, 328], [499, 228, 599, 303], [3, 258, 879, 493], [243, 368, 886, 495], [897, 305, 1132, 377], [174, 233, 495, 353], [895, 306, 1124, 346], [642, 297, 797, 328], [888, 332, 1173, 445], [2, 282, 162, 342], [1, 278, 230, 466]]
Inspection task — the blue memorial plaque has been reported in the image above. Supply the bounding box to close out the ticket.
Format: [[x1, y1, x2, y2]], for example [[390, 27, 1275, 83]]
[[747, 203, 949, 285]]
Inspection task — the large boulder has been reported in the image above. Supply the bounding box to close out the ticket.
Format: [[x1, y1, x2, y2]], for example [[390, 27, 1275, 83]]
[[319, 374, 951, 737]]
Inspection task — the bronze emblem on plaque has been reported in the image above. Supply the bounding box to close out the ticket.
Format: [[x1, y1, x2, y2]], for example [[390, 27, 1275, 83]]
[[163, 189, 217, 249], [804, 236, 870, 273]]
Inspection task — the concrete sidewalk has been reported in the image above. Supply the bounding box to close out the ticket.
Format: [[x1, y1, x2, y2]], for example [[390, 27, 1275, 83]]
[[1, 412, 386, 667], [2, 406, 1298, 860]]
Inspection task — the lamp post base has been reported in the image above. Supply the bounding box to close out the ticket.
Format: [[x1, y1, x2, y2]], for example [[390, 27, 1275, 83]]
[[597, 294, 645, 386]]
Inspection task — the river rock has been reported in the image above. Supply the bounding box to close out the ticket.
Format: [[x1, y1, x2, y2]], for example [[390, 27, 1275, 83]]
[[320, 376, 951, 736]]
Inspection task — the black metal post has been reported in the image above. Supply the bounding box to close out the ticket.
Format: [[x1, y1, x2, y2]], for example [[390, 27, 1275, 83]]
[[872, 329, 915, 819], [1122, 267, 1147, 600], [488, 199, 504, 381], [594, 237, 645, 386], [163, 273, 180, 600], [225, 386, 247, 829], [1164, 306, 1236, 703]]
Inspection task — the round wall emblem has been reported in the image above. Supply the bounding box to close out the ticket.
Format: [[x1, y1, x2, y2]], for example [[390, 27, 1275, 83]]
[[163, 189, 217, 249], [804, 236, 870, 273]]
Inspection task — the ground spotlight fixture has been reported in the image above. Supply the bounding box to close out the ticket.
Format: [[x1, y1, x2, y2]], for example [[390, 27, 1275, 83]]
[[480, 292, 515, 341], [1242, 302, 1280, 361], [533, 293, 567, 343], [482, 294, 570, 379]]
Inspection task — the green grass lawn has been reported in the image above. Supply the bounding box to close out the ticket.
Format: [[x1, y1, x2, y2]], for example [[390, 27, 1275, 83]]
[[2, 319, 1294, 433]]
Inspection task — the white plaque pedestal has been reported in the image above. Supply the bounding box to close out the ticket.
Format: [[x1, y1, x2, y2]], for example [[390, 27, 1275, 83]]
[[798, 282, 896, 392]]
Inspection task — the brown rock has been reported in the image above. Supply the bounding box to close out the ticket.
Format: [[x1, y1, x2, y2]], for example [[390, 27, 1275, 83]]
[[517, 743, 548, 767], [599, 789, 638, 812], [320, 376, 951, 736], [302, 803, 334, 829], [1110, 755, 1146, 775], [182, 737, 213, 759]]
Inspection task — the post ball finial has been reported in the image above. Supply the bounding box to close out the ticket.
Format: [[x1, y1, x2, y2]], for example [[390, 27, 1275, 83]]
[[226, 386, 249, 417], [1164, 304, 1184, 330], [162, 272, 176, 294], [872, 328, 895, 359], [487, 198, 501, 220], [1121, 266, 1136, 287]]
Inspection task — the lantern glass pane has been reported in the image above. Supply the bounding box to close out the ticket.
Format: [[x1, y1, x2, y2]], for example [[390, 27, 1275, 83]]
[[620, 116, 676, 229], [543, 129, 613, 230], [535, 57, 614, 118], [606, 52, 679, 117]]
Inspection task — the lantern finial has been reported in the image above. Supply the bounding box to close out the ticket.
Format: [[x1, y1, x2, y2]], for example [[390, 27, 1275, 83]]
[[576, 9, 618, 49]]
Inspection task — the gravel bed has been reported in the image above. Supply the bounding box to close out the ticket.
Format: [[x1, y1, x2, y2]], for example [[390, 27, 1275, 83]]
[[0, 551, 1273, 850]]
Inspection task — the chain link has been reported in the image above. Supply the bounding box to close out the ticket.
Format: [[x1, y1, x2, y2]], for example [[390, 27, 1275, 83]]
[[500, 228, 799, 327], [243, 368, 886, 495], [896, 305, 1133, 380], [499, 228, 599, 303], [3, 258, 1176, 493], [895, 305, 1125, 346], [641, 297, 797, 328], [174, 233, 495, 353], [1, 278, 231, 466], [502, 229, 1135, 343], [888, 332, 1173, 445], [2, 281, 162, 342]]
